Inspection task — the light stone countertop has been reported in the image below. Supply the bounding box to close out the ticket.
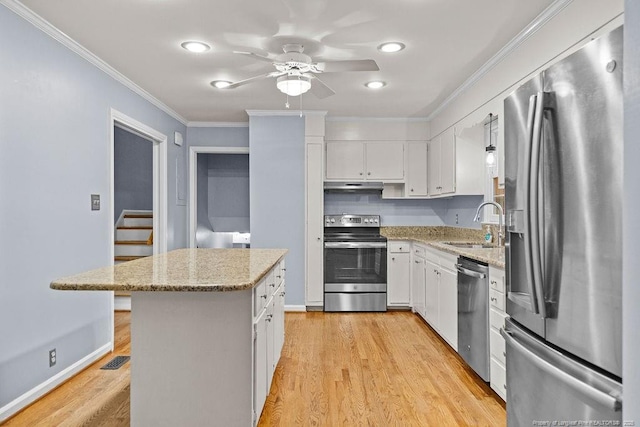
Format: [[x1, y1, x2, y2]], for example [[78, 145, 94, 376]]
[[50, 248, 288, 292], [381, 226, 505, 269]]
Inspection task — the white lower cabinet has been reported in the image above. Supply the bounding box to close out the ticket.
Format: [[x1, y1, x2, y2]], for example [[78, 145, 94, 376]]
[[489, 266, 507, 401], [411, 248, 426, 318], [388, 241, 411, 306], [253, 260, 286, 425], [409, 244, 458, 351]]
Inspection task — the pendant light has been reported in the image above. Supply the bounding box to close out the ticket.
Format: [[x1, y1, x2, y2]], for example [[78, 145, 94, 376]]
[[486, 114, 497, 176]]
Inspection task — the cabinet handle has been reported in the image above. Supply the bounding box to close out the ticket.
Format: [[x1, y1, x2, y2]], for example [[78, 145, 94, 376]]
[[411, 188, 414, 192], [266, 314, 273, 322], [490, 297, 497, 302], [276, 275, 281, 279], [282, 268, 286, 271], [392, 257, 395, 261], [269, 283, 275, 287], [359, 172, 363, 175], [368, 172, 371, 175], [399, 247, 403, 250], [503, 351, 506, 358], [415, 260, 421, 264], [503, 384, 507, 390], [280, 292, 286, 297], [491, 280, 497, 285], [261, 294, 267, 299], [317, 237, 321, 241]]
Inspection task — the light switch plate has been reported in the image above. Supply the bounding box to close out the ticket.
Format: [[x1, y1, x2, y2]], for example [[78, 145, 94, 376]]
[[174, 131, 183, 146], [91, 194, 100, 211]]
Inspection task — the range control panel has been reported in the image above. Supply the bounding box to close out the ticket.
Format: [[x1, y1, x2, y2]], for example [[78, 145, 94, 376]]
[[324, 214, 380, 227]]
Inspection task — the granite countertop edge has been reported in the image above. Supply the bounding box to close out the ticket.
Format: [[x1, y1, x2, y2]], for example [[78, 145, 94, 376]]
[[384, 233, 505, 269], [50, 248, 288, 292]]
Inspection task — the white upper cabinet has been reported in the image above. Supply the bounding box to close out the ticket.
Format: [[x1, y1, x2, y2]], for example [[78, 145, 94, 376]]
[[365, 142, 404, 180], [325, 141, 364, 180], [439, 128, 456, 194], [428, 136, 442, 195], [407, 142, 428, 196], [325, 141, 404, 181]]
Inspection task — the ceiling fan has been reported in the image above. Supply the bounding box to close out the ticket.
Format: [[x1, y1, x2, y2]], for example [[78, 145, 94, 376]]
[[224, 43, 380, 98]]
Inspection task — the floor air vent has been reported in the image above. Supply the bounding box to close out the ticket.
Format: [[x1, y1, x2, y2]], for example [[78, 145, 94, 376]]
[[100, 355, 130, 370]]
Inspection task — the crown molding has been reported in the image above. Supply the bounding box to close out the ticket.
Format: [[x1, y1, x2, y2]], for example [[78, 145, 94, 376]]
[[187, 121, 249, 128], [426, 0, 574, 121], [246, 110, 328, 117], [326, 117, 429, 122], [1, 0, 188, 125]]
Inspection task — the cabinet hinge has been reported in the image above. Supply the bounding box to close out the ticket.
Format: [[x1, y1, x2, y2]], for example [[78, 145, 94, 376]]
[[253, 410, 257, 425], [253, 324, 257, 342]]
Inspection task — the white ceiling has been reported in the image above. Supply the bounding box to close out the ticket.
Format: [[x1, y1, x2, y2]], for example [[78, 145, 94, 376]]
[[19, 0, 555, 122]]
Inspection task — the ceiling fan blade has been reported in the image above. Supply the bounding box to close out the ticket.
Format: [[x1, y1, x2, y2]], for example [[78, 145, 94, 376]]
[[309, 75, 336, 99], [315, 59, 379, 73], [225, 72, 283, 89], [233, 51, 275, 63]]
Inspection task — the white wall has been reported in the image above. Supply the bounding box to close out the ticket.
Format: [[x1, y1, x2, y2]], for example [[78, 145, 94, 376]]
[[0, 4, 187, 417]]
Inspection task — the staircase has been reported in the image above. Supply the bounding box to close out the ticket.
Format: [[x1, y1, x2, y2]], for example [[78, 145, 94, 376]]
[[114, 210, 153, 301]]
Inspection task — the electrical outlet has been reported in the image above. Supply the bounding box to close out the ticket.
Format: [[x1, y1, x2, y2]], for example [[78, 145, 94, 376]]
[[49, 349, 56, 367], [456, 214, 459, 225], [91, 194, 100, 211]]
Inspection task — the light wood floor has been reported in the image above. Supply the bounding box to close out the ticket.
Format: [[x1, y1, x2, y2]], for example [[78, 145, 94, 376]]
[[3, 311, 505, 426]]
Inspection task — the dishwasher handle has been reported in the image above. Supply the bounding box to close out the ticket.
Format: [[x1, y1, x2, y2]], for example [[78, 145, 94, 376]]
[[455, 264, 486, 279]]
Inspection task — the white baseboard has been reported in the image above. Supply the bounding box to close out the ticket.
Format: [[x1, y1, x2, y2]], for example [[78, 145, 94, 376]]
[[0, 342, 112, 422], [114, 296, 131, 311], [284, 305, 307, 312]]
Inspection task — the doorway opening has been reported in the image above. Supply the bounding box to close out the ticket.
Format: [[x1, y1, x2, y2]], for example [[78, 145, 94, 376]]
[[189, 147, 250, 248]]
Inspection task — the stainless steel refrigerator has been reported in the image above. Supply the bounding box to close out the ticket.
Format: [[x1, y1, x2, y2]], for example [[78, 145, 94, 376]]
[[503, 26, 623, 425]]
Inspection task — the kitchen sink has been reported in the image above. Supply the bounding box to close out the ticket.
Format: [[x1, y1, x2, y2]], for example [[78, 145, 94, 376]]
[[442, 242, 496, 249]]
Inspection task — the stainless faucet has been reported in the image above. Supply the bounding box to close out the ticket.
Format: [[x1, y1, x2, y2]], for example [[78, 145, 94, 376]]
[[474, 201, 504, 246]]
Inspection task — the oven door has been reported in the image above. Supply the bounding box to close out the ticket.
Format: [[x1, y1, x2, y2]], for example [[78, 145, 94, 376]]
[[323, 242, 387, 286]]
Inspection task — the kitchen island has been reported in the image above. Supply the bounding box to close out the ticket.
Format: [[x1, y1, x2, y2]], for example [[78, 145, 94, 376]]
[[51, 248, 287, 427]]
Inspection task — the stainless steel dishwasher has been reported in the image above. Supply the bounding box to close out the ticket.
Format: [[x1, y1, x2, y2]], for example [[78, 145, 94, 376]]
[[456, 256, 490, 381]]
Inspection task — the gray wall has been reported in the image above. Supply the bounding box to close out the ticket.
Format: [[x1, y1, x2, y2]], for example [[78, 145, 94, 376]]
[[187, 126, 249, 148], [324, 193, 482, 228], [208, 154, 250, 232], [196, 153, 212, 242], [623, 4, 640, 421], [249, 116, 305, 306], [0, 5, 186, 411], [113, 127, 153, 223]]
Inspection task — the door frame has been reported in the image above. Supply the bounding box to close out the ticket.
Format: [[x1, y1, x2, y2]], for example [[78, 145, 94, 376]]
[[188, 146, 250, 248]]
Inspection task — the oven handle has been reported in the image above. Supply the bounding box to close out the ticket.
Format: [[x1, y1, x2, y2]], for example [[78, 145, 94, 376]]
[[324, 242, 387, 249]]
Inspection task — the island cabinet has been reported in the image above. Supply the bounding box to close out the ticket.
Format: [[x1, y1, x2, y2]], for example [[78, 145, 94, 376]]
[[50, 248, 287, 427], [325, 141, 404, 181]]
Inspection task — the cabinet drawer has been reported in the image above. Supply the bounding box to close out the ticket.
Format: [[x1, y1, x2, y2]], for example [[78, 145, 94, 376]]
[[389, 242, 410, 253], [490, 328, 506, 365], [490, 307, 508, 331], [489, 288, 505, 311], [439, 253, 458, 273], [490, 358, 507, 401], [254, 279, 267, 316], [489, 267, 505, 292], [412, 245, 426, 258]]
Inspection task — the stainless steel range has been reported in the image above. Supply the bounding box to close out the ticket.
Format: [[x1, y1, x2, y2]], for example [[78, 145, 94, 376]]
[[323, 214, 387, 312]]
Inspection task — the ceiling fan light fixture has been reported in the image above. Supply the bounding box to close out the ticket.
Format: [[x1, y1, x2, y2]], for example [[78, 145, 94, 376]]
[[378, 42, 405, 53], [210, 80, 232, 89], [365, 81, 386, 89], [276, 75, 311, 97], [181, 41, 210, 53]]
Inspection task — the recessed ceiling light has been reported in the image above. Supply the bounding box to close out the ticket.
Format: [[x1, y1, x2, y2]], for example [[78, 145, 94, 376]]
[[210, 80, 232, 89], [365, 81, 386, 89], [181, 41, 210, 53], [378, 42, 405, 53]]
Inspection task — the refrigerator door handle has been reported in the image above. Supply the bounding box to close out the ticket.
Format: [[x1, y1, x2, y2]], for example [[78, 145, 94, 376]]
[[501, 328, 622, 412], [512, 93, 541, 314], [528, 91, 547, 319]]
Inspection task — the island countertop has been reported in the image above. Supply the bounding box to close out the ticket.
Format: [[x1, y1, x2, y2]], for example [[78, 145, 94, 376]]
[[50, 248, 288, 292]]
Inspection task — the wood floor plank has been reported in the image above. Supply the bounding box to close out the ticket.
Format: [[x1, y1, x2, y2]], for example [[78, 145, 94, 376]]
[[3, 311, 505, 426]]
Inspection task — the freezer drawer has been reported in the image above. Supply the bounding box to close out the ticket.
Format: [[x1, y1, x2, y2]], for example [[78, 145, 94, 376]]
[[503, 319, 622, 426]]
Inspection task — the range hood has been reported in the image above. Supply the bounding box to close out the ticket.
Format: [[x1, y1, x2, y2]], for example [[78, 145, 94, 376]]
[[324, 181, 384, 193]]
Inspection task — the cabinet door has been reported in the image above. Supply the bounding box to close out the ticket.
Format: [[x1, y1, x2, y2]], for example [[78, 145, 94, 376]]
[[407, 142, 428, 196], [253, 310, 268, 419], [274, 282, 285, 360], [326, 141, 364, 180], [428, 138, 441, 195], [306, 143, 324, 305], [424, 259, 440, 329], [266, 299, 275, 388], [411, 256, 426, 317], [440, 128, 456, 194], [388, 252, 410, 305], [439, 267, 458, 351], [365, 142, 404, 180]]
